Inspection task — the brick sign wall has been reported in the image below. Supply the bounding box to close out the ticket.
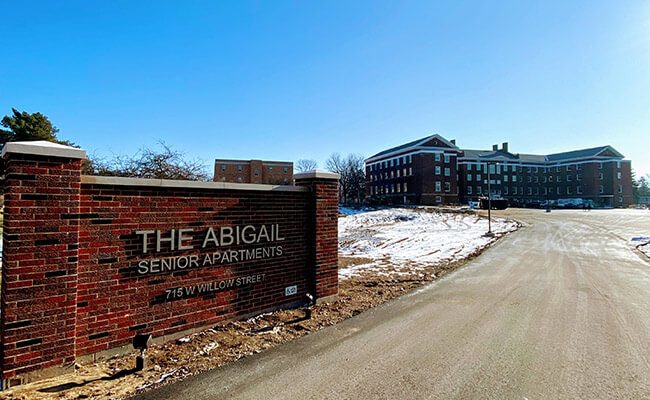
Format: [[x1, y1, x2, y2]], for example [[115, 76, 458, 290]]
[[0, 141, 339, 388]]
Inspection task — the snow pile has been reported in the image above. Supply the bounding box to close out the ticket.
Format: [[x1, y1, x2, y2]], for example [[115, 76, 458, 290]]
[[630, 236, 650, 257], [338, 206, 368, 216], [338, 208, 518, 278]]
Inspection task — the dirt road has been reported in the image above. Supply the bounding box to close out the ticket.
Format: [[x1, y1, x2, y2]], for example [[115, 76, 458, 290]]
[[136, 209, 650, 399]]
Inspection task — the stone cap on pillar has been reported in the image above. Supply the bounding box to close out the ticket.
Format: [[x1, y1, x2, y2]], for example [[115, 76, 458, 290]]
[[294, 169, 340, 180], [1, 140, 86, 159]]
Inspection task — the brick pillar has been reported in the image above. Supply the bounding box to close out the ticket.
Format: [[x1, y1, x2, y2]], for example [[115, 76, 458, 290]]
[[1, 141, 85, 388], [294, 170, 340, 303]]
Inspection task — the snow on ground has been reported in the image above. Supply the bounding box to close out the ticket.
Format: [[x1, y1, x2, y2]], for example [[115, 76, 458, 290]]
[[338, 208, 518, 278]]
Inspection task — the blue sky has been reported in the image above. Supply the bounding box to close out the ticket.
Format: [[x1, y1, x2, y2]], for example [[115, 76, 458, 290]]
[[1, 1, 649, 176]]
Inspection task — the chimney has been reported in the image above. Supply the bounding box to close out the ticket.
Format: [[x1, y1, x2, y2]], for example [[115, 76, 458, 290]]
[[492, 144, 498, 151], [502, 142, 509, 152], [450, 139, 456, 145]]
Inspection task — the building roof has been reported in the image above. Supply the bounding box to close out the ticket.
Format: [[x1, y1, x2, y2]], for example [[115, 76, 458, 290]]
[[545, 146, 623, 162], [366, 134, 458, 161], [366, 134, 625, 165]]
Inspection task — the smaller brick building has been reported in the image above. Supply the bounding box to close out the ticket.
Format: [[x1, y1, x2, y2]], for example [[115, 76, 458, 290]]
[[214, 159, 293, 185]]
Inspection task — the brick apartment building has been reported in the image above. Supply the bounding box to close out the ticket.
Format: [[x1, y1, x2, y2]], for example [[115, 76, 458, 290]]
[[365, 134, 634, 208], [214, 159, 293, 185]]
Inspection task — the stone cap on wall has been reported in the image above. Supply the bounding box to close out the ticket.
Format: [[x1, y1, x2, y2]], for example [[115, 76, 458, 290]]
[[1, 140, 87, 159], [82, 175, 309, 192], [294, 169, 340, 180]]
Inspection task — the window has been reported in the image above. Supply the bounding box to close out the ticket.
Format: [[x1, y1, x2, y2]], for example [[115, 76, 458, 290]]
[[504, 187, 509, 195], [534, 176, 539, 183], [577, 174, 582, 181], [238, 165, 243, 171], [467, 186, 473, 194], [477, 174, 482, 181], [237, 177, 242, 182], [390, 171, 394, 178], [599, 163, 603, 170], [528, 176, 532, 183], [444, 182, 451, 192], [534, 167, 539, 173], [396, 169, 400, 177], [255, 169, 260, 176], [467, 164, 472, 171], [512, 175, 517, 182], [618, 185, 623, 193], [543, 176, 547, 183], [567, 187, 572, 195], [567, 175, 572, 182], [444, 168, 450, 177], [390, 159, 394, 167], [220, 165, 226, 171], [435, 166, 441, 175], [284, 167, 288, 173], [268, 166, 273, 171], [409, 167, 412, 175], [527, 167, 531, 173], [435, 153, 441, 162], [535, 187, 539, 195], [444, 154, 451, 163], [467, 174, 472, 181], [577, 186, 582, 194], [617, 172, 621, 179], [391, 184, 395, 193], [557, 187, 561, 195], [407, 155, 412, 163], [619, 196, 623, 203], [556, 166, 561, 172], [599, 185, 604, 194], [477, 186, 482, 194], [566, 165, 572, 171], [543, 187, 548, 195], [397, 184, 401, 193], [576, 164, 582, 171], [599, 173, 603, 180], [557, 176, 562, 182], [504, 175, 508, 182], [549, 176, 554, 182], [436, 196, 442, 203], [528, 187, 532, 195], [404, 182, 408, 192], [617, 161, 621, 169], [435, 181, 442, 192]]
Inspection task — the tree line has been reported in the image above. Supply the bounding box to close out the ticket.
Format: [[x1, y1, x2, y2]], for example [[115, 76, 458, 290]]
[[0, 108, 367, 204]]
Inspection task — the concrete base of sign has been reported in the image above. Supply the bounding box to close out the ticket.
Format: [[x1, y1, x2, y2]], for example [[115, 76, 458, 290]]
[[316, 294, 339, 305]]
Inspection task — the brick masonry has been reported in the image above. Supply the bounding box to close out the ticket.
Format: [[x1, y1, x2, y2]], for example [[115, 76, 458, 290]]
[[0, 142, 339, 388]]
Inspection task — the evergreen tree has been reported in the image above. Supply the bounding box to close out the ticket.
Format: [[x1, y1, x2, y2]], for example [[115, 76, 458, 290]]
[[0, 108, 69, 144]]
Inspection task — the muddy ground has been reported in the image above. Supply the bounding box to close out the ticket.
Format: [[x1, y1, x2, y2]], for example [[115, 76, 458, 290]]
[[3, 226, 510, 400]]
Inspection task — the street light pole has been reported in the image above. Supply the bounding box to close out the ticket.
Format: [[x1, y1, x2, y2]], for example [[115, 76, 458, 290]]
[[484, 161, 495, 237]]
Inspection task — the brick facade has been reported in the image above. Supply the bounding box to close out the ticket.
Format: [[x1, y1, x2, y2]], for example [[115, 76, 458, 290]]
[[0, 142, 338, 388], [366, 135, 634, 208]]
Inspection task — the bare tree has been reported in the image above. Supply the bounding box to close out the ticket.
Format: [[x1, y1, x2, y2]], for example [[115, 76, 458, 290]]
[[85, 141, 210, 181], [296, 159, 318, 172], [326, 153, 365, 205]]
